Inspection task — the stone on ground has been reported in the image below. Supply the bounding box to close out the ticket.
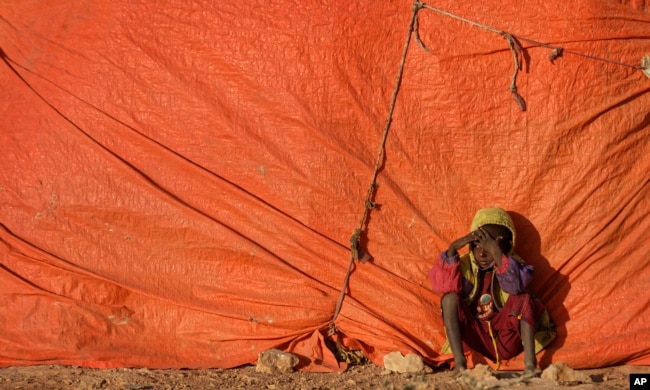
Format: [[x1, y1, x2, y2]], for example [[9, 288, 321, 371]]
[[383, 351, 429, 374], [255, 349, 299, 374], [541, 361, 592, 384], [456, 364, 501, 389]]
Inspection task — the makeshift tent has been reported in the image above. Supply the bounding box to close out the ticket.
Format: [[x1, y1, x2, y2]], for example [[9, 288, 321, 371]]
[[1, 0, 649, 372]]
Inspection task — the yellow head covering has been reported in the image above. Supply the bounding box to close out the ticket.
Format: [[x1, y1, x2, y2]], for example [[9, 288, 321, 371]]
[[470, 207, 516, 251]]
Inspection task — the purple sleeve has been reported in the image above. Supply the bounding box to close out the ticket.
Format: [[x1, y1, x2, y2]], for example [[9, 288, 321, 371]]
[[495, 255, 534, 295], [440, 251, 460, 265]]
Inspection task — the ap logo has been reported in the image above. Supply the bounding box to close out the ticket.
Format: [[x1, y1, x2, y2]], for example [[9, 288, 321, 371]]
[[631, 374, 650, 388]]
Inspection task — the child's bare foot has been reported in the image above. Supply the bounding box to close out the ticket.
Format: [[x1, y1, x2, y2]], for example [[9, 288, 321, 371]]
[[522, 367, 541, 378], [451, 359, 467, 378]]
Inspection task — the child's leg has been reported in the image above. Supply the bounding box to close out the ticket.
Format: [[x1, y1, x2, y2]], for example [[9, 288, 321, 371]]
[[520, 320, 537, 372], [492, 293, 541, 373], [441, 293, 466, 372]]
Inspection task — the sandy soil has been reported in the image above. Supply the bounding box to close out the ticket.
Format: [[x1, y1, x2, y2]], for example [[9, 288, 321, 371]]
[[1, 362, 646, 390]]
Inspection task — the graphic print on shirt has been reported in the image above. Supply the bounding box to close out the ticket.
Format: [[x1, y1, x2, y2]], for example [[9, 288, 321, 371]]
[[476, 293, 494, 320]]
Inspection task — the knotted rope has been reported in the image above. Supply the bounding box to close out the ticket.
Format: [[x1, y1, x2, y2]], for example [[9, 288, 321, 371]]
[[327, 2, 424, 336], [418, 3, 647, 110]]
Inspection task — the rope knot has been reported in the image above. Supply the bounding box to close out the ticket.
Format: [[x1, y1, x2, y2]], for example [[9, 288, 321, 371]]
[[501, 32, 527, 111], [328, 323, 338, 336], [642, 54, 650, 79], [349, 229, 361, 261], [549, 47, 564, 63]]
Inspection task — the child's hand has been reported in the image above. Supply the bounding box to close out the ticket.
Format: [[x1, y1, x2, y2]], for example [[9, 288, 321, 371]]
[[446, 232, 477, 258], [473, 227, 504, 265]]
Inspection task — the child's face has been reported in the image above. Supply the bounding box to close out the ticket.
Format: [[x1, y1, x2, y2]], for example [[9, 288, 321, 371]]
[[471, 225, 504, 269], [472, 243, 495, 269]]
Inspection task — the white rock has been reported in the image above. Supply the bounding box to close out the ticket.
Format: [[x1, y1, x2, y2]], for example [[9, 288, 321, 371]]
[[462, 364, 496, 381], [541, 362, 592, 384], [255, 349, 299, 374], [456, 364, 501, 389], [383, 351, 426, 373]]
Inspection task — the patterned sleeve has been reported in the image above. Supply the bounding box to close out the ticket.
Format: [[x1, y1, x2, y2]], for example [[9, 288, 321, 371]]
[[428, 251, 462, 295], [495, 254, 534, 294]]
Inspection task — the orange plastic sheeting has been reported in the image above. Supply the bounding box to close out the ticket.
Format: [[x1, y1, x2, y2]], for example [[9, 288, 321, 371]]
[[619, 0, 649, 12], [1, 0, 649, 371]]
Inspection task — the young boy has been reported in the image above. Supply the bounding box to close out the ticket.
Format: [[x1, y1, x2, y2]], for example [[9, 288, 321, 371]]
[[428, 207, 555, 375]]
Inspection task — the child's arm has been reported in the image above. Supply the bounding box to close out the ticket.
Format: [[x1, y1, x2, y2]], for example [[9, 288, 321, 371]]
[[430, 233, 475, 295], [446, 232, 477, 258], [428, 250, 463, 295]]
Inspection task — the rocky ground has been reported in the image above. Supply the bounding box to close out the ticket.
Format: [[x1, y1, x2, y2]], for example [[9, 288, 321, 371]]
[[1, 362, 647, 390]]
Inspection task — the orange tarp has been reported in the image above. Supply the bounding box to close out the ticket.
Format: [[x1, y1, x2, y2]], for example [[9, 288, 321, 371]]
[[1, 0, 649, 371]]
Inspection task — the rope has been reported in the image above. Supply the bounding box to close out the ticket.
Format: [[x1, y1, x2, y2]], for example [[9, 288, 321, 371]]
[[418, 2, 646, 110], [517, 36, 644, 70], [502, 32, 527, 111], [327, 2, 424, 336], [420, 2, 644, 71]]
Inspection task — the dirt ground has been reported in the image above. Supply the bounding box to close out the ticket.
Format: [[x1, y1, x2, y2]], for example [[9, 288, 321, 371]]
[[1, 362, 647, 390]]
